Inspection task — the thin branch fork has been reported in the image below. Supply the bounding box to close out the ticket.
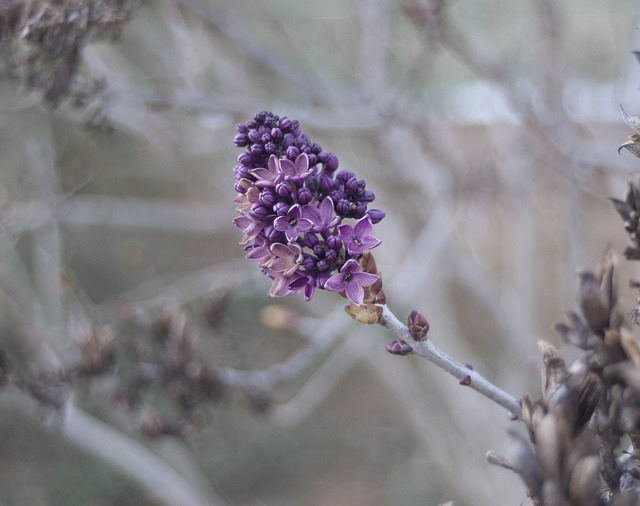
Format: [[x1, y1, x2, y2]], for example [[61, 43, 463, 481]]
[[379, 305, 523, 418]]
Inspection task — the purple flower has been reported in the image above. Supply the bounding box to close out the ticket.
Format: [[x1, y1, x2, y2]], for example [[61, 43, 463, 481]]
[[245, 234, 271, 266], [234, 184, 260, 214], [303, 197, 340, 232], [251, 155, 283, 189], [337, 216, 381, 256], [268, 270, 309, 298], [234, 112, 386, 304], [279, 153, 313, 183], [266, 242, 303, 277], [233, 214, 264, 245], [324, 259, 379, 306], [273, 205, 313, 242]]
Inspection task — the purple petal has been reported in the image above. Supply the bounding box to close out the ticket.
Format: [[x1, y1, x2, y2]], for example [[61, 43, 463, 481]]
[[296, 217, 313, 232], [367, 209, 385, 224], [351, 271, 379, 287], [270, 243, 293, 256], [246, 245, 270, 262], [289, 274, 310, 291], [288, 204, 303, 220], [273, 216, 289, 232], [346, 243, 363, 256], [251, 168, 276, 186], [268, 274, 290, 298], [324, 272, 346, 292], [233, 215, 254, 231], [344, 283, 365, 306], [294, 153, 309, 172], [304, 283, 316, 301], [353, 216, 373, 237], [337, 223, 354, 243], [302, 205, 321, 224], [318, 197, 335, 221], [268, 154, 279, 173], [360, 235, 381, 250], [340, 258, 362, 274], [279, 158, 297, 177], [268, 271, 305, 298], [285, 228, 298, 242]]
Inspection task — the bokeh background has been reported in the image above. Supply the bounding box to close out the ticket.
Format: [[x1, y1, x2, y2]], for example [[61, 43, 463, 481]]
[[1, 1, 640, 505]]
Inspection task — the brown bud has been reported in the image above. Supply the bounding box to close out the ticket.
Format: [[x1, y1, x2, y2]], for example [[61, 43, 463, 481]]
[[361, 252, 386, 304], [386, 340, 412, 356], [361, 251, 380, 275], [407, 310, 429, 341], [369, 277, 386, 304]]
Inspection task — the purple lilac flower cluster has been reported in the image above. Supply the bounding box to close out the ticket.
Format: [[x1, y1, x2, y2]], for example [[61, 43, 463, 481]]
[[233, 111, 385, 306]]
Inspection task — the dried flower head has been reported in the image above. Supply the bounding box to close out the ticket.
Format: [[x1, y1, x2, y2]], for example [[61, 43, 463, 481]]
[[619, 105, 640, 158], [233, 112, 385, 306], [611, 174, 640, 260], [489, 247, 640, 504], [0, 0, 138, 106]]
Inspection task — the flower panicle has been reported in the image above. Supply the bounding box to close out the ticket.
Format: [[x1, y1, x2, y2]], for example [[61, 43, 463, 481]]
[[233, 111, 386, 307]]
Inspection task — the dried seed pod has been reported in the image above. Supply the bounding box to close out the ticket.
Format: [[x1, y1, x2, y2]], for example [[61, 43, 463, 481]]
[[577, 270, 610, 335]]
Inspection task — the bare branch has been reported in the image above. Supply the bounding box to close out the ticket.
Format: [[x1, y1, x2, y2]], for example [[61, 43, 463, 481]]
[[379, 304, 522, 417]]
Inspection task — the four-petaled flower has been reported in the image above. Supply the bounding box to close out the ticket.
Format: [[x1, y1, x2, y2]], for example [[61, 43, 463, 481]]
[[337, 216, 381, 256], [279, 153, 313, 183], [273, 204, 313, 242], [251, 155, 284, 189], [324, 259, 379, 306], [303, 197, 341, 232], [266, 242, 303, 277], [268, 270, 308, 298]]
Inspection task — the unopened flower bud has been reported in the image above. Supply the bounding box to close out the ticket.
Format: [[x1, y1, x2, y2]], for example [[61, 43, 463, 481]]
[[280, 117, 292, 130], [324, 153, 339, 173], [250, 143, 264, 156], [286, 146, 300, 160], [234, 133, 248, 147], [386, 340, 412, 356], [407, 310, 429, 341], [270, 127, 283, 142], [459, 375, 472, 386], [297, 187, 312, 205], [248, 129, 261, 143], [367, 209, 385, 224]]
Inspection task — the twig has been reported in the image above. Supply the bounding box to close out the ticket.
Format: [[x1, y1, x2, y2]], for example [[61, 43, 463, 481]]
[[379, 304, 522, 417], [217, 304, 350, 391], [60, 402, 223, 506], [4, 196, 230, 233], [269, 326, 366, 426]]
